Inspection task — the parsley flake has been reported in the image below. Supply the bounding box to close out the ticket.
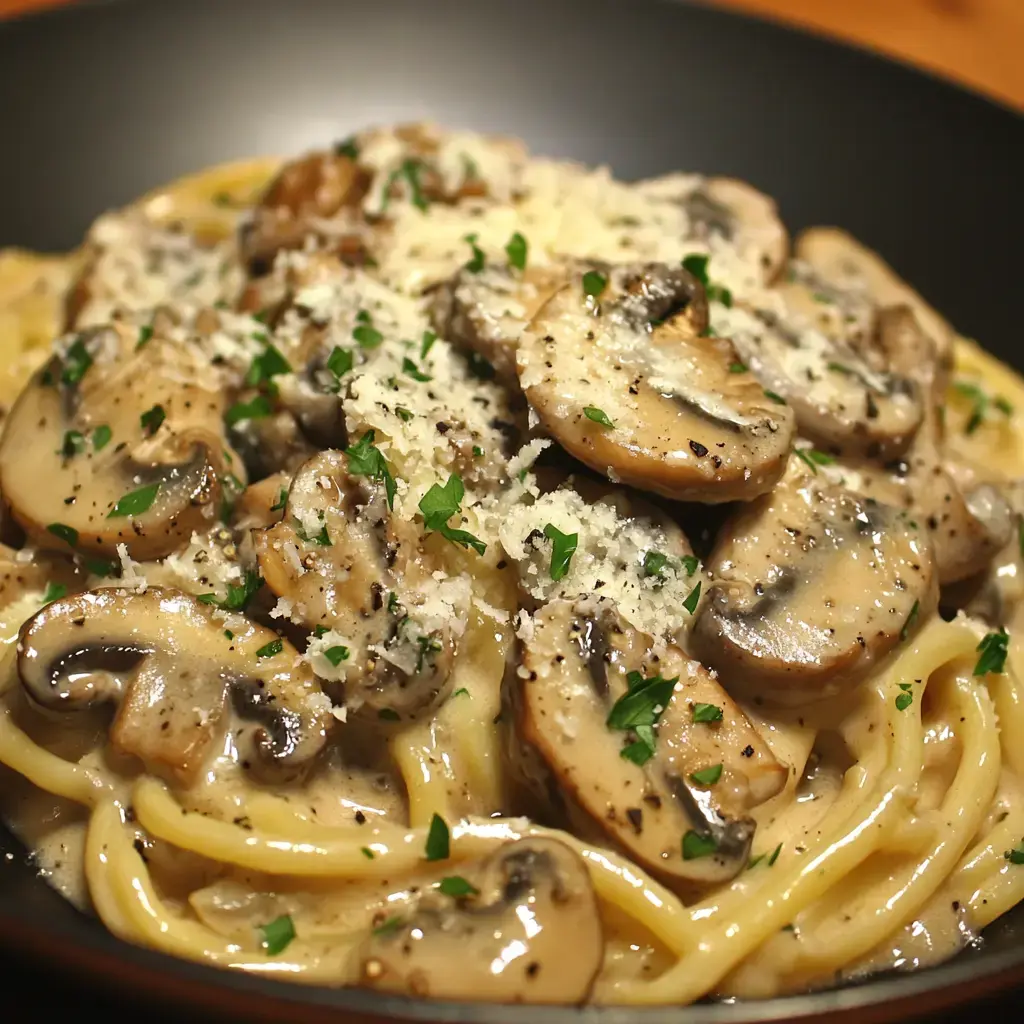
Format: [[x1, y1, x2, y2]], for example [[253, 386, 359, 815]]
[[642, 551, 669, 579], [245, 344, 292, 388], [543, 523, 577, 581], [334, 136, 359, 160], [61, 337, 93, 385], [895, 682, 914, 712], [582, 270, 607, 299], [975, 629, 1009, 676], [583, 406, 615, 428], [729, 362, 747, 374], [418, 474, 486, 555], [92, 424, 112, 451], [345, 430, 397, 510], [326, 346, 353, 382], [692, 702, 723, 723], [402, 356, 432, 382], [1005, 843, 1024, 866], [420, 330, 437, 359], [505, 231, 528, 271], [682, 830, 717, 860], [690, 764, 723, 786], [463, 233, 486, 273], [763, 389, 787, 405], [107, 483, 160, 518], [197, 570, 263, 612], [41, 581, 67, 605], [682, 580, 702, 615], [437, 875, 478, 897], [260, 915, 295, 955], [256, 639, 283, 659], [323, 645, 350, 667], [607, 672, 678, 764], [61, 430, 86, 458], [270, 488, 288, 512], [424, 813, 450, 861], [139, 404, 166, 437]]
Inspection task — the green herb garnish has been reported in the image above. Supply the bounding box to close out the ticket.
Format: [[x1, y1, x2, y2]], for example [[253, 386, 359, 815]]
[[582, 270, 607, 298], [690, 764, 723, 786], [323, 645, 350, 667], [681, 830, 717, 860], [225, 395, 272, 426], [61, 337, 93, 385], [583, 406, 615, 428], [41, 581, 67, 605], [259, 914, 295, 955], [975, 629, 1009, 676], [255, 639, 284, 659], [418, 474, 486, 555], [245, 344, 292, 388], [61, 430, 86, 458], [140, 404, 166, 436], [543, 523, 577, 581], [345, 430, 397, 510], [682, 581, 702, 615], [420, 330, 437, 359], [900, 600, 920, 642], [326, 346, 353, 382], [424, 813, 450, 861], [692, 702, 722, 723], [505, 232, 528, 271], [107, 482, 160, 518], [402, 356, 432, 382], [463, 233, 486, 273], [437, 875, 478, 897], [197, 570, 263, 612], [895, 682, 913, 712], [92, 424, 112, 451]]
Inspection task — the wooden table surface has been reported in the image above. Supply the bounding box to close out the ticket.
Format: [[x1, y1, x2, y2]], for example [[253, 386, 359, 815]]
[[0, 0, 1022, 111]]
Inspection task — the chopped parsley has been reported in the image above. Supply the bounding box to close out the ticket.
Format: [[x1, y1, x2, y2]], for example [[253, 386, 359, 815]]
[[692, 702, 723, 723], [953, 380, 1013, 435], [463, 233, 486, 273], [139, 404, 166, 436], [681, 830, 717, 860], [381, 158, 429, 213], [334, 136, 359, 159], [418, 473, 486, 555], [895, 682, 914, 712], [827, 361, 854, 376], [794, 448, 835, 474], [255, 639, 284, 659], [763, 389, 787, 405], [270, 488, 288, 512], [424, 812, 450, 861], [402, 356, 432, 382], [41, 581, 67, 605], [420, 330, 437, 359], [296, 517, 331, 546], [372, 915, 403, 936], [197, 569, 263, 611], [642, 551, 669, 579], [259, 914, 295, 955], [437, 875, 479, 897], [60, 430, 86, 458], [326, 345, 353, 383], [352, 314, 384, 349], [974, 629, 1009, 676], [107, 482, 160, 518], [900, 600, 920, 642], [451, 687, 469, 699], [690, 764, 723, 786], [245, 344, 292, 388], [415, 634, 442, 673], [729, 362, 747, 374], [680, 554, 700, 576], [607, 670, 678, 765], [1005, 843, 1024, 866], [582, 270, 607, 299], [224, 630, 234, 640], [345, 430, 397, 510], [681, 253, 732, 306], [225, 395, 272, 426], [543, 523, 577, 581], [395, 405, 413, 422], [583, 406, 615, 428], [323, 645, 350, 667], [505, 231, 528, 271], [135, 324, 154, 351], [61, 337, 93, 385], [92, 424, 112, 451], [361, 846, 375, 860], [749, 842, 784, 869], [682, 580, 702, 615]]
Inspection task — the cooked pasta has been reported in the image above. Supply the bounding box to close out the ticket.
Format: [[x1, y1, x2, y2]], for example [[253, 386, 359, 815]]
[[0, 123, 1022, 1005]]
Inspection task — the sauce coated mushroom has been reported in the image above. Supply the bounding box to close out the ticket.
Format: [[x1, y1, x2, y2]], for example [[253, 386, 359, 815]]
[[0, 322, 235, 561], [358, 837, 603, 1003], [507, 598, 786, 887], [693, 459, 938, 703], [518, 262, 795, 502], [17, 587, 331, 783]]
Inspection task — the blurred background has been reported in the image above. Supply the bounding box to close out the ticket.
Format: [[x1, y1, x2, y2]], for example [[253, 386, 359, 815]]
[[3, 0, 1020, 111]]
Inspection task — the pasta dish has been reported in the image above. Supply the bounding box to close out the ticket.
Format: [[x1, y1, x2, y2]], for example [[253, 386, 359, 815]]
[[0, 123, 1022, 1005]]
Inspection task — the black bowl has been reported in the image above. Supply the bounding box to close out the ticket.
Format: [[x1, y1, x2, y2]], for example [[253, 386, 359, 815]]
[[1, 1, 1022, 1021]]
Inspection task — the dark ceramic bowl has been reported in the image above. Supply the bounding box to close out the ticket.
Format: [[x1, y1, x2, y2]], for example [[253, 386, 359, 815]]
[[0, 1, 1022, 1021]]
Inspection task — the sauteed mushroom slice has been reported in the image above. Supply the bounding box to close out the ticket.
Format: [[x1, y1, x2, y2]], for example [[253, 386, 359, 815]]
[[718, 279, 925, 461], [254, 450, 463, 719], [693, 463, 938, 703], [509, 599, 785, 886], [795, 227, 954, 372], [429, 264, 562, 387], [17, 587, 330, 783], [638, 174, 788, 284], [0, 324, 233, 561], [359, 837, 602, 1003], [518, 262, 795, 502]]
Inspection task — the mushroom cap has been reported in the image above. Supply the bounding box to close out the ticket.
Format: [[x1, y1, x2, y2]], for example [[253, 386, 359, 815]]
[[518, 262, 795, 503], [507, 598, 786, 887], [358, 837, 603, 1003], [693, 460, 938, 703], [0, 322, 233, 561], [254, 450, 462, 720], [17, 586, 331, 783]]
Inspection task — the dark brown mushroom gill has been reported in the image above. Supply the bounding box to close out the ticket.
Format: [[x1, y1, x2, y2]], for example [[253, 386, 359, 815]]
[[254, 450, 462, 722], [0, 322, 238, 562], [518, 261, 796, 503], [358, 837, 603, 1004], [506, 598, 786, 889], [17, 587, 331, 784], [692, 459, 938, 704]]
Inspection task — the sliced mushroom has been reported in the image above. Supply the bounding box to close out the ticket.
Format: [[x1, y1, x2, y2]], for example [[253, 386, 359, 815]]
[[429, 263, 563, 387], [508, 598, 785, 887], [358, 837, 602, 1003], [518, 262, 795, 502], [17, 587, 330, 783], [717, 269, 926, 461], [230, 472, 290, 531], [795, 227, 954, 374], [0, 323, 236, 561], [240, 150, 374, 276], [693, 460, 938, 703], [65, 208, 242, 329], [254, 450, 462, 719], [638, 174, 788, 284]]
